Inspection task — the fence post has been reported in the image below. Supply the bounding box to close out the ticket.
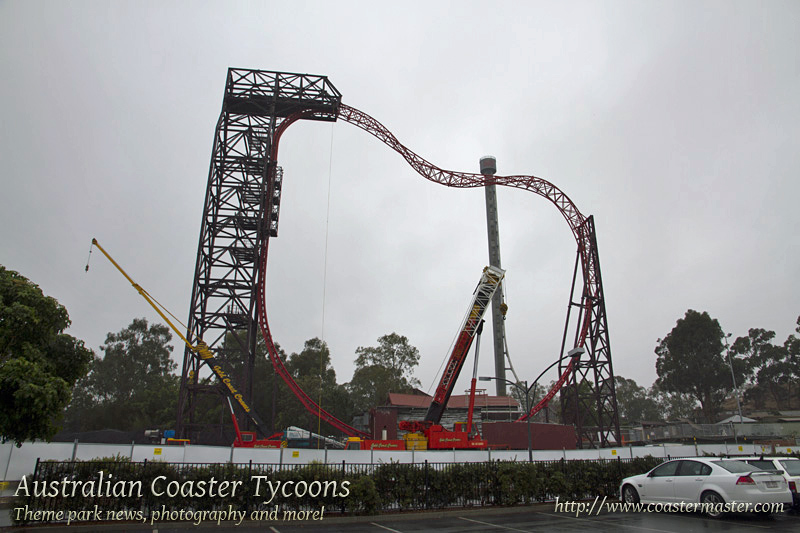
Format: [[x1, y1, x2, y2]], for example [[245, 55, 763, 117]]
[[341, 460, 346, 514], [129, 441, 135, 460], [3, 443, 14, 483], [245, 460, 253, 514], [71, 439, 79, 461], [424, 460, 429, 509], [28, 458, 40, 508]]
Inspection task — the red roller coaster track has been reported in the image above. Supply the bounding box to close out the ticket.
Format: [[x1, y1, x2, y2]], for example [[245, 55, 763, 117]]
[[257, 104, 609, 439]]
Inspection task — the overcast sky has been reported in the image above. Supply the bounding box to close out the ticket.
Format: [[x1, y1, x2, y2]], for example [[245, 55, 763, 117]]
[[2, 1, 798, 404]]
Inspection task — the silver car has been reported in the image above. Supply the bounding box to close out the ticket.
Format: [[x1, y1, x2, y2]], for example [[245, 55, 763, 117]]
[[620, 458, 792, 517]]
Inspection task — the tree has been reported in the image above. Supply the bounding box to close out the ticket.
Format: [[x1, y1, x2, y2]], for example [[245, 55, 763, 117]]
[[655, 310, 740, 423], [0, 266, 93, 445], [64, 318, 178, 432], [277, 338, 354, 436], [732, 319, 800, 410], [786, 316, 800, 408], [529, 379, 561, 423], [559, 380, 599, 430], [347, 333, 421, 413], [649, 384, 698, 421], [614, 376, 661, 424]]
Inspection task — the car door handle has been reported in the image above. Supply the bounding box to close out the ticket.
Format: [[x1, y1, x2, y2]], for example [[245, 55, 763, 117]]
[[665, 479, 673, 482], [695, 478, 704, 481]]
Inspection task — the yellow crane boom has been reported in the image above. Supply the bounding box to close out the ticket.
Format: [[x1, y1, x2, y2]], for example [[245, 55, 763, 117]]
[[88, 238, 270, 435]]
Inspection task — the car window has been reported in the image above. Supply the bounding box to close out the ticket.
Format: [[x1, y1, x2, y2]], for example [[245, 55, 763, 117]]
[[713, 460, 758, 473], [650, 461, 680, 477], [677, 460, 709, 476], [778, 460, 800, 475], [744, 460, 775, 470]]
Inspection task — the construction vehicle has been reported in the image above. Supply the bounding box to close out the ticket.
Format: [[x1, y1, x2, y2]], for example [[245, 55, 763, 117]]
[[344, 437, 405, 450], [349, 266, 504, 450], [225, 398, 283, 448], [88, 239, 276, 447]]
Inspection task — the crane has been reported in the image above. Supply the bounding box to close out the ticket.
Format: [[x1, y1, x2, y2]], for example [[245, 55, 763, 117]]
[[425, 265, 504, 424], [88, 238, 273, 441], [394, 265, 504, 449]]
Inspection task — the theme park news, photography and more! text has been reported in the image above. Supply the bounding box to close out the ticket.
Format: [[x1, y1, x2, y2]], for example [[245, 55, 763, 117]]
[[13, 472, 347, 525]]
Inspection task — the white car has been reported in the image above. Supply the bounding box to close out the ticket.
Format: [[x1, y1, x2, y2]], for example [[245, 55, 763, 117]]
[[734, 456, 800, 510], [620, 458, 792, 517]]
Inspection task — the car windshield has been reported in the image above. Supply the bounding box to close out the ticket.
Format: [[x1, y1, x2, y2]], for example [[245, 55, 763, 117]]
[[713, 460, 759, 473], [778, 460, 800, 475]]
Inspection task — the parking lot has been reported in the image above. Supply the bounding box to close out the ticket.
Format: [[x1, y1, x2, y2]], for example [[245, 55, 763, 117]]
[[5, 505, 798, 533], [242, 508, 799, 533], [212, 507, 799, 533]]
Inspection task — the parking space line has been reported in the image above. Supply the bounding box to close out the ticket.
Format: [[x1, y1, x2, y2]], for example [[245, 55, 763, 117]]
[[458, 516, 531, 532], [676, 516, 773, 529], [604, 511, 774, 530], [269, 527, 280, 533], [370, 522, 404, 532], [536, 512, 675, 533]]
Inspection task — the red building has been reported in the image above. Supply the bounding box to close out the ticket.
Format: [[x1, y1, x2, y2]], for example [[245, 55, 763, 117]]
[[363, 390, 576, 449]]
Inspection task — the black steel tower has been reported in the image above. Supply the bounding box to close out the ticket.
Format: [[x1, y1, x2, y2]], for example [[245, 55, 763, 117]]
[[175, 69, 341, 443]]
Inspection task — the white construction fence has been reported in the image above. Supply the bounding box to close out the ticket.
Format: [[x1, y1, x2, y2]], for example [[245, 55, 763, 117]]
[[2, 440, 798, 482]]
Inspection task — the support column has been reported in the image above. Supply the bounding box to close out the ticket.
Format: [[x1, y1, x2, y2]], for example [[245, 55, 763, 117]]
[[480, 156, 507, 397]]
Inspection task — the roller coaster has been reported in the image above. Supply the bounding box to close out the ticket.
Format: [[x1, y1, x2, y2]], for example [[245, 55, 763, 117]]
[[175, 69, 621, 448]]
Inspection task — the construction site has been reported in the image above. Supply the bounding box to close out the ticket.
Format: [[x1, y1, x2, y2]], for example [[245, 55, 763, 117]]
[[86, 68, 622, 453]]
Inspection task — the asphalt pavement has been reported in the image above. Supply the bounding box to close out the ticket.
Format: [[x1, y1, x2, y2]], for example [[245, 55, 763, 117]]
[[3, 504, 799, 533]]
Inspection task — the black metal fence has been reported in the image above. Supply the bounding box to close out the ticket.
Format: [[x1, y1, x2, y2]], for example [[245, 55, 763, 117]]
[[15, 456, 665, 524]]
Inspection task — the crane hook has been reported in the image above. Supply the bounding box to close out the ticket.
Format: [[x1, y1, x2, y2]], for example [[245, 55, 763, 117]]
[[85, 240, 95, 272]]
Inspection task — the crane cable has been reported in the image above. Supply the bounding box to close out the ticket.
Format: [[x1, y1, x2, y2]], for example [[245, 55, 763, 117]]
[[85, 240, 190, 333], [318, 122, 336, 442]]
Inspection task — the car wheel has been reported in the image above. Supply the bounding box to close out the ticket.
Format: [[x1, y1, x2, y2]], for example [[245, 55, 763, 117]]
[[622, 484, 640, 504], [700, 490, 725, 518]]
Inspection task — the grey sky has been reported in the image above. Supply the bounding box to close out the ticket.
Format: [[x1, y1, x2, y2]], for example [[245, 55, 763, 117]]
[[1, 1, 798, 404]]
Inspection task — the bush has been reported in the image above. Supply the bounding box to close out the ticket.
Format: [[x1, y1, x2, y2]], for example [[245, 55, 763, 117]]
[[15, 455, 666, 523]]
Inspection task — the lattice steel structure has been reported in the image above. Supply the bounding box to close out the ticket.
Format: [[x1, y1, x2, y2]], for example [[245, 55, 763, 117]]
[[558, 216, 620, 448], [176, 69, 341, 442], [174, 68, 618, 447], [334, 104, 621, 447]]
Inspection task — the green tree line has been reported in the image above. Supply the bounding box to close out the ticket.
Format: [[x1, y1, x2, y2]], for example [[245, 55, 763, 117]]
[[62, 323, 422, 438], [4, 263, 796, 442], [616, 309, 800, 424]]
